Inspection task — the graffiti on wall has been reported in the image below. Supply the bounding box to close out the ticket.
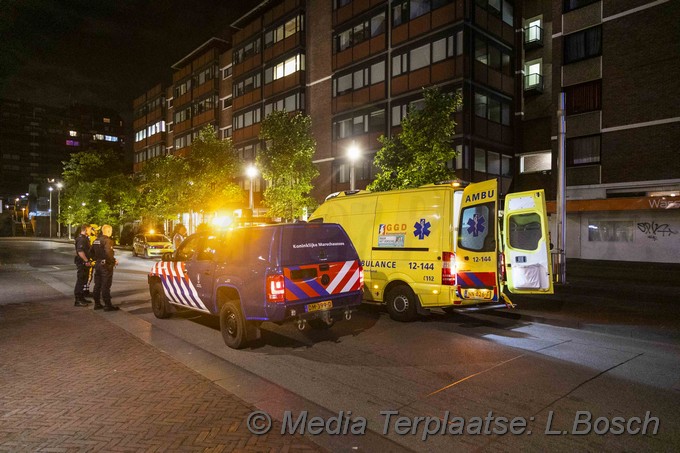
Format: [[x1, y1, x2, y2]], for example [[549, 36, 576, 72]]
[[636, 220, 678, 241]]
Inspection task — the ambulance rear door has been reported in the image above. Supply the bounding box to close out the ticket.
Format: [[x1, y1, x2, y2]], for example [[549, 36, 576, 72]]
[[455, 179, 500, 303], [502, 190, 554, 294]]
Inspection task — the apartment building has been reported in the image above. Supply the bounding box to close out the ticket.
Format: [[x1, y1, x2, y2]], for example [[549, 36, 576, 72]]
[[1, 99, 126, 199], [132, 0, 678, 261], [517, 0, 679, 262]]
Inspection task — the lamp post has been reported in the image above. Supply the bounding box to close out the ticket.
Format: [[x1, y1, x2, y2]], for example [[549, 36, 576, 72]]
[[246, 165, 258, 211], [56, 182, 63, 237], [48, 186, 53, 238], [347, 143, 361, 191]]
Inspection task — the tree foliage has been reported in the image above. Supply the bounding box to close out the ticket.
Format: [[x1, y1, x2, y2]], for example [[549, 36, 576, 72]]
[[60, 148, 137, 228], [369, 87, 461, 191], [258, 111, 318, 220]]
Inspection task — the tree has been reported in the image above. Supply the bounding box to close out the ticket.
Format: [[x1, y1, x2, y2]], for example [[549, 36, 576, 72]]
[[183, 125, 242, 214], [369, 87, 461, 191], [258, 111, 318, 221], [137, 154, 188, 224], [60, 148, 137, 230]]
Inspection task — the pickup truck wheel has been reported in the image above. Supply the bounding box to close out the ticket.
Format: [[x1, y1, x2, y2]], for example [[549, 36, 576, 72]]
[[309, 318, 335, 330], [151, 282, 171, 319], [385, 285, 418, 322], [220, 301, 249, 349]]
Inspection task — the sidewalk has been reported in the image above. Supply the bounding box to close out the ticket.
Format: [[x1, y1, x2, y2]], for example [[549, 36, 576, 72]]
[[0, 300, 321, 452]]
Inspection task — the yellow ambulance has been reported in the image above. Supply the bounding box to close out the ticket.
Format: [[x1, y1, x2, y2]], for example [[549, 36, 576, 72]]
[[309, 179, 553, 321]]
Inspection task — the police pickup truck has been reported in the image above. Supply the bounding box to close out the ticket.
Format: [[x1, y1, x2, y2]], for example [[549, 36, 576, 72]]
[[148, 223, 364, 349]]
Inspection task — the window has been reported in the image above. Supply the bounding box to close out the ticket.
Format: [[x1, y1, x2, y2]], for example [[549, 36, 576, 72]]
[[174, 106, 191, 123], [196, 65, 215, 85], [193, 96, 217, 116], [564, 0, 599, 13], [333, 108, 385, 139], [175, 79, 191, 97], [392, 0, 453, 26], [222, 65, 233, 79], [588, 220, 634, 242], [524, 59, 543, 91], [392, 32, 461, 76], [233, 107, 262, 130], [474, 91, 511, 125], [564, 79, 601, 115], [567, 135, 601, 166], [333, 60, 385, 96], [564, 26, 602, 64], [265, 15, 304, 47], [234, 73, 262, 97], [520, 152, 551, 173], [265, 54, 305, 83], [475, 0, 514, 25], [222, 95, 233, 110], [475, 35, 513, 75], [334, 12, 385, 52], [176, 236, 201, 261], [221, 126, 233, 139], [233, 38, 261, 64], [264, 92, 304, 115], [458, 203, 494, 252], [524, 17, 542, 44], [508, 213, 542, 250], [334, 0, 351, 9]]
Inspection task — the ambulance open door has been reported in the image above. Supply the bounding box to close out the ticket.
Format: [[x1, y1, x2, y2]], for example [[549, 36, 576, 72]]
[[455, 179, 500, 303], [502, 190, 554, 294]]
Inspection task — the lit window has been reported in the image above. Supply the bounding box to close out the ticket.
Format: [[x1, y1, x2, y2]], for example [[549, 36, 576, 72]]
[[69, 130, 77, 137], [103, 117, 110, 123], [519, 152, 551, 173]]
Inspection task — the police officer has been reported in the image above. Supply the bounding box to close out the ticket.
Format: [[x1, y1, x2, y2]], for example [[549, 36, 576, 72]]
[[74, 224, 93, 307], [92, 224, 119, 311]]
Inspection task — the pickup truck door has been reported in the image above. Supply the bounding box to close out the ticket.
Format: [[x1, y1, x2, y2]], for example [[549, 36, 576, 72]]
[[502, 190, 554, 294], [184, 235, 217, 312], [160, 234, 210, 313], [455, 179, 500, 303]]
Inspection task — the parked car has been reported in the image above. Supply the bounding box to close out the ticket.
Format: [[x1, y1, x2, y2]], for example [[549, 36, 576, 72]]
[[148, 223, 364, 349], [132, 233, 174, 258]]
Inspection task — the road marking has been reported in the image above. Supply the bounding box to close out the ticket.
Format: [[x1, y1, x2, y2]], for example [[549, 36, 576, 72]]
[[425, 354, 526, 397]]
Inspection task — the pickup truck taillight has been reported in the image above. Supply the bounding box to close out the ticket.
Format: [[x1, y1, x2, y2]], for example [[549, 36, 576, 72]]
[[359, 264, 364, 289], [442, 251, 456, 286], [267, 274, 285, 303]]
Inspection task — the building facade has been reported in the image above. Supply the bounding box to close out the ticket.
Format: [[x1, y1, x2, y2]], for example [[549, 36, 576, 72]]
[[132, 0, 679, 262], [1, 99, 126, 200]]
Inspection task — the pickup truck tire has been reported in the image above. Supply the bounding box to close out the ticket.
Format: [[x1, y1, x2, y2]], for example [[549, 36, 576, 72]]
[[220, 301, 249, 349], [385, 285, 418, 322], [151, 282, 172, 319]]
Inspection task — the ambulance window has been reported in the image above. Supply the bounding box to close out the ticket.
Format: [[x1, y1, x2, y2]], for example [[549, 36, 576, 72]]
[[508, 213, 542, 251], [458, 203, 494, 252]]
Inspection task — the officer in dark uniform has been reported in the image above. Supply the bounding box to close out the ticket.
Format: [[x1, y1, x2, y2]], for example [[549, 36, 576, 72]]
[[74, 224, 93, 307], [91, 224, 119, 311]]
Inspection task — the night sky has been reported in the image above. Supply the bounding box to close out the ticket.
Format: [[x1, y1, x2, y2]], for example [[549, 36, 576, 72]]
[[0, 0, 261, 118]]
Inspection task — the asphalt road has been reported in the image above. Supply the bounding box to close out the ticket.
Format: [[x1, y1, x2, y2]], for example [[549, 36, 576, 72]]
[[1, 238, 679, 451]]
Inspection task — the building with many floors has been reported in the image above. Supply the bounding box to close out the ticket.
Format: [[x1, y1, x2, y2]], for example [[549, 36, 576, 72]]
[[132, 0, 679, 262]]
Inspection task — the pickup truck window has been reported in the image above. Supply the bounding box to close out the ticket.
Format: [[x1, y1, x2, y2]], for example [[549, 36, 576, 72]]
[[281, 225, 355, 265], [176, 235, 200, 261]]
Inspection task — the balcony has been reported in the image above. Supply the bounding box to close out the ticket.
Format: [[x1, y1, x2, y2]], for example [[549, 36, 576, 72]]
[[524, 73, 544, 95], [524, 25, 544, 49]]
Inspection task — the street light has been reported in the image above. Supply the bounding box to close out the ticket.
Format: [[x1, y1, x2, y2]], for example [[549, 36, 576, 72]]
[[246, 165, 258, 211], [347, 143, 361, 191], [48, 187, 53, 238], [56, 182, 63, 237]]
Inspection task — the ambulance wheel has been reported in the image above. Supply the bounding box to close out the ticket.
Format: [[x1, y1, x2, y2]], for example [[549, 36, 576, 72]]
[[220, 301, 249, 349], [151, 282, 172, 319], [309, 318, 335, 330], [385, 285, 418, 322]]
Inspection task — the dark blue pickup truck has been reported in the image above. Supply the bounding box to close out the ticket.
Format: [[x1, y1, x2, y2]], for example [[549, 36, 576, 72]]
[[148, 223, 363, 349]]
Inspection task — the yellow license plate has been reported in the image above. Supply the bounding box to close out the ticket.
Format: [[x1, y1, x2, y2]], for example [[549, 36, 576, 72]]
[[306, 300, 333, 312], [463, 289, 493, 300]]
